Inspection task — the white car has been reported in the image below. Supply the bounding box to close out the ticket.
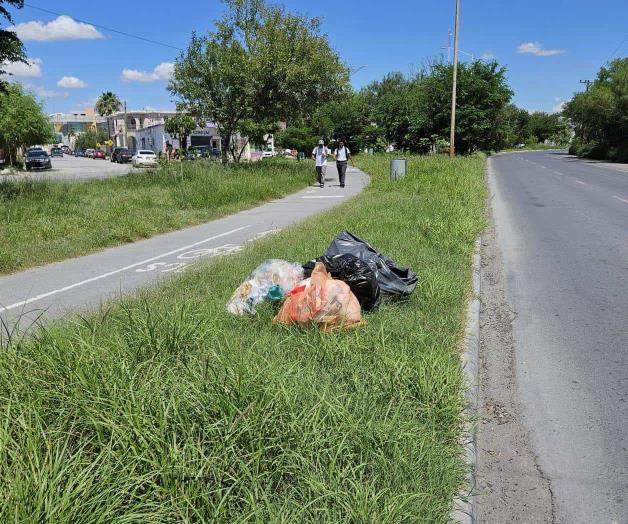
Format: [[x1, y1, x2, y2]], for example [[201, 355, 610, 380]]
[[261, 150, 276, 158], [133, 150, 158, 167]]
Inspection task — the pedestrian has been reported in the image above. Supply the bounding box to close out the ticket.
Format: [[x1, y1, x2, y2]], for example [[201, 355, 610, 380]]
[[311, 139, 330, 188], [333, 139, 352, 188]]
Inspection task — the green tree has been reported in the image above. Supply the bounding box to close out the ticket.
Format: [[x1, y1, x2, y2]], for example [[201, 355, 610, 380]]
[[311, 91, 370, 152], [0, 83, 54, 165], [0, 0, 25, 91], [74, 128, 108, 151], [526, 111, 570, 145], [564, 57, 628, 161], [95, 91, 122, 138], [169, 0, 349, 163], [274, 126, 316, 154], [164, 112, 197, 151]]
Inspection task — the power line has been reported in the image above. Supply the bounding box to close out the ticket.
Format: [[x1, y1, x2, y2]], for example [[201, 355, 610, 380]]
[[605, 32, 628, 63], [23, 3, 184, 52]]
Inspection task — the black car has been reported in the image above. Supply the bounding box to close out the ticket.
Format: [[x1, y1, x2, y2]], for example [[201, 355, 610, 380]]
[[74, 150, 85, 157], [186, 145, 220, 160], [50, 147, 63, 157], [111, 147, 133, 163], [25, 150, 52, 171]]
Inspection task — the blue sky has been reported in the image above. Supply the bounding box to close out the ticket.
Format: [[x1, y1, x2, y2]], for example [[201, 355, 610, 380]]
[[4, 0, 627, 115]]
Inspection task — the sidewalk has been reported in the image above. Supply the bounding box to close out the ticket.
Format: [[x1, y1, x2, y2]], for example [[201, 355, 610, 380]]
[[0, 166, 368, 333]]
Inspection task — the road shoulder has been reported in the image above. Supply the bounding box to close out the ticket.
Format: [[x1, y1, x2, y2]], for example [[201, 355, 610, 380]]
[[475, 205, 554, 522]]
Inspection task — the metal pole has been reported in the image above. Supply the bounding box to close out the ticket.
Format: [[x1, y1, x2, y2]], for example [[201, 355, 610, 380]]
[[449, 0, 460, 158]]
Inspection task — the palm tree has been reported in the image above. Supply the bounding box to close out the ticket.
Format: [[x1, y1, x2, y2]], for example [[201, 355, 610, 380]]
[[95, 91, 122, 140]]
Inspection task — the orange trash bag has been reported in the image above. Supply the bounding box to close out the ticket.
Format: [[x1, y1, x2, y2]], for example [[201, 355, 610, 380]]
[[273, 262, 363, 331]]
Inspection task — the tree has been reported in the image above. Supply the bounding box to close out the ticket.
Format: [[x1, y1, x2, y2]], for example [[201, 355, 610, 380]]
[[564, 57, 628, 161], [95, 91, 122, 138], [275, 126, 316, 153], [74, 128, 108, 151], [169, 0, 349, 163], [164, 112, 196, 151], [0, 0, 26, 91], [0, 83, 54, 165], [311, 91, 370, 152]]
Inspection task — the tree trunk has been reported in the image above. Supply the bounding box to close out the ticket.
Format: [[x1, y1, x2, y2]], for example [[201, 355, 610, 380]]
[[221, 132, 231, 165]]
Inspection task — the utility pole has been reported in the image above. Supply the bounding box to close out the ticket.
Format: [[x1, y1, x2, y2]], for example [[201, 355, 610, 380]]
[[449, 0, 460, 158], [579, 79, 592, 92], [123, 101, 128, 149]]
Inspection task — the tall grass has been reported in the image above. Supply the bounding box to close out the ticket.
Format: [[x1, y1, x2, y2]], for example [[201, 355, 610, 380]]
[[0, 159, 312, 274], [0, 154, 487, 522]]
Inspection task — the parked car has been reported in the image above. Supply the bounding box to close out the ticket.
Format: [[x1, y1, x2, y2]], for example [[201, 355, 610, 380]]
[[111, 147, 133, 163], [50, 147, 63, 157], [92, 149, 106, 160], [85, 148, 95, 158], [186, 145, 220, 160], [25, 149, 52, 171], [132, 150, 157, 167], [61, 145, 72, 155], [74, 149, 85, 157], [261, 150, 275, 158]]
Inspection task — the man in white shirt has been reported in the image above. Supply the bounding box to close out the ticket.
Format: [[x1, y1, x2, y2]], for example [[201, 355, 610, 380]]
[[333, 139, 351, 188], [311, 139, 330, 188]]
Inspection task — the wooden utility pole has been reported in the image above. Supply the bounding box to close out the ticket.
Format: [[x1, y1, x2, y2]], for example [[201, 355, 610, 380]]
[[579, 79, 592, 92], [449, 0, 461, 158]]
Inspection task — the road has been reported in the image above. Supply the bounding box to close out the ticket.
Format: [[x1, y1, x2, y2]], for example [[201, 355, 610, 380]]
[[0, 154, 131, 182], [0, 166, 368, 333], [484, 151, 628, 523]]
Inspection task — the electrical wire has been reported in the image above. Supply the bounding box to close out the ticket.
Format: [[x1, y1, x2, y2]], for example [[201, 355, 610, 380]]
[[23, 2, 184, 51], [605, 32, 628, 63]]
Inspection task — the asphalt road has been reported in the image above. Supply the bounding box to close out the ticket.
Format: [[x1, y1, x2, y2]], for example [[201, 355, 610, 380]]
[[489, 151, 628, 523], [0, 166, 368, 333], [0, 154, 131, 182]]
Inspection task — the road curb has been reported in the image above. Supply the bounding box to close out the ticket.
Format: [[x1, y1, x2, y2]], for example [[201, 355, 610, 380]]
[[452, 237, 481, 524]]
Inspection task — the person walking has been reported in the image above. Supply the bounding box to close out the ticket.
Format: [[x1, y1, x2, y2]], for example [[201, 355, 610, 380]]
[[311, 139, 330, 188], [333, 139, 352, 188]]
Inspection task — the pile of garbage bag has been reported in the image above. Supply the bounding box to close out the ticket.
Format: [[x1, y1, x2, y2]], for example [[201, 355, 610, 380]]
[[227, 231, 418, 331]]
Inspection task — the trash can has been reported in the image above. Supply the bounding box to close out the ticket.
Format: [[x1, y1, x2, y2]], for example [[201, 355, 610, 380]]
[[390, 159, 407, 180]]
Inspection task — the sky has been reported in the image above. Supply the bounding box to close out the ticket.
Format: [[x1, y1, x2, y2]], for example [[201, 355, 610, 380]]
[[2, 0, 627, 115]]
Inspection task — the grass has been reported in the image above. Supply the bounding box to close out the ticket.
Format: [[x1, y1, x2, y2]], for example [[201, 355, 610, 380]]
[[0, 159, 312, 274], [0, 153, 487, 522]]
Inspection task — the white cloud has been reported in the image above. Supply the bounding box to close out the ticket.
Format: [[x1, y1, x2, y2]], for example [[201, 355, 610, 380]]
[[552, 97, 566, 113], [57, 76, 87, 88], [517, 42, 565, 57], [121, 62, 174, 83], [1, 57, 43, 78], [480, 52, 496, 60], [24, 84, 69, 99], [11, 15, 103, 42]]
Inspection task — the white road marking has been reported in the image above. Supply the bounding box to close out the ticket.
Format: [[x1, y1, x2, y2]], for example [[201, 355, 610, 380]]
[[552, 170, 564, 176], [574, 180, 588, 185], [301, 195, 345, 199], [0, 226, 250, 313], [612, 195, 628, 204]]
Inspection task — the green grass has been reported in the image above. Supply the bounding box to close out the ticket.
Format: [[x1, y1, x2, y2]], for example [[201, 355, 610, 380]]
[[0, 154, 487, 522], [0, 159, 312, 274]]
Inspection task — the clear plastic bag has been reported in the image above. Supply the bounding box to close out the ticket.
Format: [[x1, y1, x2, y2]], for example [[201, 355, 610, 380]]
[[227, 259, 304, 315], [273, 262, 363, 331]]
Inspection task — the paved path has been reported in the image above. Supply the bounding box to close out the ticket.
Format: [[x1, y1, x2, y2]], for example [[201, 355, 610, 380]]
[[0, 166, 368, 333], [486, 150, 627, 523], [0, 155, 131, 182]]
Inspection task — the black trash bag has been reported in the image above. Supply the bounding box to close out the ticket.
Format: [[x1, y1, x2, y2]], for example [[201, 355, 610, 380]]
[[303, 254, 381, 311], [323, 231, 418, 298]]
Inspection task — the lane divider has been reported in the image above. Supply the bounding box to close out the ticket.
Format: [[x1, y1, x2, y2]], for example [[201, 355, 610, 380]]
[[612, 195, 628, 204], [0, 226, 250, 313]]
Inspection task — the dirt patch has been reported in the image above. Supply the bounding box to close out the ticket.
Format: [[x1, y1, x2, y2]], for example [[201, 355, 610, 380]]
[[476, 210, 554, 523]]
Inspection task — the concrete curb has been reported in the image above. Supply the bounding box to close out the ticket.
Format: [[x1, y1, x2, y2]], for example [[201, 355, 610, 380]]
[[452, 238, 481, 523]]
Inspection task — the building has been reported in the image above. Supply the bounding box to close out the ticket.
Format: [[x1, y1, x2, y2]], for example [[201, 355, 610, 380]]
[[49, 109, 107, 146], [107, 110, 177, 152], [106, 109, 275, 159]]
